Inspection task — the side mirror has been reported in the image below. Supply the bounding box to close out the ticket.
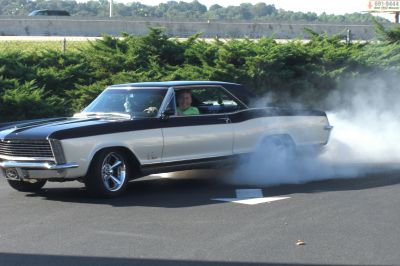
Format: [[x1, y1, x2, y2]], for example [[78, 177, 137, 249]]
[[160, 108, 175, 121]]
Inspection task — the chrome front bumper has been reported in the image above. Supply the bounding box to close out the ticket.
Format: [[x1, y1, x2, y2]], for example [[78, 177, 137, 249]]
[[0, 161, 79, 180], [0, 161, 78, 170]]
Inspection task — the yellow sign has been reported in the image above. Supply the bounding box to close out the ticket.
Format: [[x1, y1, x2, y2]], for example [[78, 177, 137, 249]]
[[368, 0, 400, 12]]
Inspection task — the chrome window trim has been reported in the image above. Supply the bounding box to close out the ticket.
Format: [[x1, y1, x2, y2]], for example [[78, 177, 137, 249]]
[[107, 86, 166, 90], [171, 85, 248, 109], [158, 87, 176, 117]]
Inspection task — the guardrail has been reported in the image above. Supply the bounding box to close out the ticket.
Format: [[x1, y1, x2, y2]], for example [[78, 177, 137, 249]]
[[0, 17, 382, 39]]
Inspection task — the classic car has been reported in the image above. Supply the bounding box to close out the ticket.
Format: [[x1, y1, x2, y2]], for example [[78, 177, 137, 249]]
[[0, 81, 333, 197]]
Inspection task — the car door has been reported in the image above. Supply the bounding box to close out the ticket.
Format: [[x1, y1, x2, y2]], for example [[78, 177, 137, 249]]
[[161, 86, 241, 163]]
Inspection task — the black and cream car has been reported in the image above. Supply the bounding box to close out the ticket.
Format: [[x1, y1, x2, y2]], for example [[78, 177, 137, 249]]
[[0, 81, 332, 197]]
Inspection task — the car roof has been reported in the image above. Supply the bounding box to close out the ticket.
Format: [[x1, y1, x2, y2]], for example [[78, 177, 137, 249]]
[[31, 9, 67, 12], [109, 81, 240, 88]]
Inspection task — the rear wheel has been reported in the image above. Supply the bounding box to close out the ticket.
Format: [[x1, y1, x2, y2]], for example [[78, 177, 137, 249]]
[[85, 149, 131, 198], [259, 135, 296, 160], [7, 179, 47, 192], [256, 135, 296, 170], [232, 135, 297, 183]]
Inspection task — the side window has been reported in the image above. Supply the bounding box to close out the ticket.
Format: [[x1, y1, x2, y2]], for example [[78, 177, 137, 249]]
[[166, 95, 176, 114], [191, 87, 245, 115]]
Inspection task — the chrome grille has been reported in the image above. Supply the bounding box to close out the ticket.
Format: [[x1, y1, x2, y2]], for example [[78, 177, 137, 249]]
[[0, 140, 54, 159]]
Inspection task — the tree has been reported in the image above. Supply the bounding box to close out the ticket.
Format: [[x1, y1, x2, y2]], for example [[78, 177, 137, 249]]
[[0, 0, 388, 23], [373, 18, 400, 43], [251, 3, 276, 17]]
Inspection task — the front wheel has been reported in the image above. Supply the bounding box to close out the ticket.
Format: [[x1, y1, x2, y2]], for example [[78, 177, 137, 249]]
[[7, 179, 47, 192], [85, 149, 131, 198]]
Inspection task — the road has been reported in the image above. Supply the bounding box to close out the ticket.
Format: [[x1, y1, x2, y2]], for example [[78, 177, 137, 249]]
[[0, 36, 310, 44], [0, 167, 399, 266], [0, 18, 376, 40]]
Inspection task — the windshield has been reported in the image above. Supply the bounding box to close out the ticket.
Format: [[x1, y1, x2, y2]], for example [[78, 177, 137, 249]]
[[28, 11, 40, 16], [81, 88, 167, 118]]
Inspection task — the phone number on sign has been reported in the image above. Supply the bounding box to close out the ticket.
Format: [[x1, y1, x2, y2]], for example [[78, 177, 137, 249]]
[[372, 1, 400, 8]]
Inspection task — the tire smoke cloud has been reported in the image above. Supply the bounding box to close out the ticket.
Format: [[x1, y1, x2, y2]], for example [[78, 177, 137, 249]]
[[228, 74, 400, 186]]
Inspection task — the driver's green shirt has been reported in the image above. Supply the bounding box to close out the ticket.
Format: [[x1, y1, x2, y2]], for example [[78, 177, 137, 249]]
[[177, 106, 200, 116]]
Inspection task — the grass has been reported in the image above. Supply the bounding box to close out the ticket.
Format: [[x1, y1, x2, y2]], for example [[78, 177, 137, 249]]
[[0, 40, 90, 52]]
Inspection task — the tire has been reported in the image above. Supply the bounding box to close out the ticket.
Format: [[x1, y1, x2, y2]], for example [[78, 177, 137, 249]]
[[7, 179, 47, 192], [85, 149, 131, 198], [258, 135, 296, 165], [232, 135, 297, 183]]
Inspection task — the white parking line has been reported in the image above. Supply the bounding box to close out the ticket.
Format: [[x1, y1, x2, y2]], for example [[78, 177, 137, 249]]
[[212, 189, 290, 205]]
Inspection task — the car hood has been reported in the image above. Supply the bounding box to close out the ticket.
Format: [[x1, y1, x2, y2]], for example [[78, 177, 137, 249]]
[[0, 117, 115, 141]]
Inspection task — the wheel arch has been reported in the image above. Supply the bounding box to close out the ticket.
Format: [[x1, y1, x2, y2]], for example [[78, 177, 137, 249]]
[[86, 146, 142, 178]]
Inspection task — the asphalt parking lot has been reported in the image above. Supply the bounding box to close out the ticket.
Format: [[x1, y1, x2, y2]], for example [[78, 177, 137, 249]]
[[0, 167, 399, 266]]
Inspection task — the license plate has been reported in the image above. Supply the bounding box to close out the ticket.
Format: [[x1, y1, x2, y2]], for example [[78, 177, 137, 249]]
[[4, 168, 21, 180]]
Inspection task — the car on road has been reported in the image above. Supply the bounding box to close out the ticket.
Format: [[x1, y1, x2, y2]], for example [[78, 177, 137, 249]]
[[28, 10, 70, 16], [0, 81, 333, 197]]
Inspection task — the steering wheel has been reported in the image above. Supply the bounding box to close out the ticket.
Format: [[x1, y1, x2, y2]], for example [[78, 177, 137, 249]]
[[143, 107, 158, 115]]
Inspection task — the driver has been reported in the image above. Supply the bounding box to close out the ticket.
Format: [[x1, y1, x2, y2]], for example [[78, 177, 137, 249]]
[[124, 95, 137, 114], [176, 90, 200, 116]]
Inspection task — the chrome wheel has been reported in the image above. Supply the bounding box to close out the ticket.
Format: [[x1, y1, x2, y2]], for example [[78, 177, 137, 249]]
[[101, 152, 126, 192]]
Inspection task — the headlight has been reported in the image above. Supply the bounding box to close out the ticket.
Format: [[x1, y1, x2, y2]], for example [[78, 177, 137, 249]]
[[49, 139, 67, 165]]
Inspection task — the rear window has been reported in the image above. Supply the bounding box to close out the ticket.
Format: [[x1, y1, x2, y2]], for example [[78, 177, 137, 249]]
[[50, 10, 70, 16]]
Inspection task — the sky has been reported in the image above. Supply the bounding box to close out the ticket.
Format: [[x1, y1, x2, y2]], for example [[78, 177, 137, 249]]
[[112, 0, 371, 15]]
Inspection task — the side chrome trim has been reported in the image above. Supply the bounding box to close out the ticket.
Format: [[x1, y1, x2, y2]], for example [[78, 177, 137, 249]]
[[0, 161, 79, 170], [140, 155, 241, 175]]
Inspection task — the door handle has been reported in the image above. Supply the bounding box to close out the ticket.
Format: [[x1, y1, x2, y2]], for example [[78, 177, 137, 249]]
[[218, 117, 231, 124]]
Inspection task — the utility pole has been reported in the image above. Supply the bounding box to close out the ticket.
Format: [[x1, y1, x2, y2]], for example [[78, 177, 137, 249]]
[[346, 28, 352, 44], [395, 12, 399, 23], [62, 38, 66, 53], [109, 0, 113, 18]]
